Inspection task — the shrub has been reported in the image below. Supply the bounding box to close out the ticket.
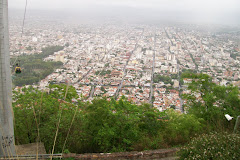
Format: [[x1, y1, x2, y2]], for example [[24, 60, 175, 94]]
[[163, 109, 204, 145], [78, 98, 164, 153], [179, 132, 240, 160], [132, 134, 165, 151], [13, 87, 165, 154]]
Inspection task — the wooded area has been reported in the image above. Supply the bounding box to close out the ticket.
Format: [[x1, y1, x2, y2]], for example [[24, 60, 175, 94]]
[[12, 46, 64, 86]]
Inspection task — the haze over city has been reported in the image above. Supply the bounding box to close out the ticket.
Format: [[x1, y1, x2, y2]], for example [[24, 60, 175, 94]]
[[7, 0, 240, 110], [9, 0, 240, 25]]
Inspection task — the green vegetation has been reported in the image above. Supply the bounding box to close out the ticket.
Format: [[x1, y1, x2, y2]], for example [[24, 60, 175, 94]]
[[104, 63, 110, 67], [100, 86, 107, 93], [95, 70, 111, 76], [26, 46, 33, 51], [177, 72, 240, 159], [230, 52, 239, 60], [170, 74, 178, 79], [12, 46, 64, 86], [153, 74, 173, 85], [163, 109, 204, 146], [13, 73, 240, 155], [13, 84, 204, 154], [190, 54, 198, 69], [182, 73, 240, 131], [180, 69, 197, 78], [179, 69, 197, 85], [179, 132, 240, 160], [13, 84, 78, 153], [142, 48, 147, 53], [65, 42, 70, 47]]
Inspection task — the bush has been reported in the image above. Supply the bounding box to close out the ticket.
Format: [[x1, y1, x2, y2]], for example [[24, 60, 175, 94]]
[[77, 98, 164, 153], [179, 132, 240, 160], [132, 134, 165, 151], [13, 87, 165, 154], [182, 73, 240, 132], [163, 109, 204, 146]]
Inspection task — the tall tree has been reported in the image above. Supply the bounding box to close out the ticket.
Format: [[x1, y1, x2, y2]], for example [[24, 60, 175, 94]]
[[182, 73, 240, 131]]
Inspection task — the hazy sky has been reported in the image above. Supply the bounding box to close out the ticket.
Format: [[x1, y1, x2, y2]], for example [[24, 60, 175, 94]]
[[8, 0, 240, 25]]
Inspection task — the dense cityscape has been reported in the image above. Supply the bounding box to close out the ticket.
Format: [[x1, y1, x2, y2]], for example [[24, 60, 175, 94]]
[[1, 0, 239, 159], [0, 0, 240, 160], [9, 17, 240, 112]]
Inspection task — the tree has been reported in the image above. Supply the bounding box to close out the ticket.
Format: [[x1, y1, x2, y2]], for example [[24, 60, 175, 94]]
[[26, 46, 33, 51], [100, 86, 107, 93], [13, 85, 79, 153], [153, 74, 172, 84], [104, 63, 110, 67], [79, 97, 163, 153], [65, 42, 70, 47], [12, 45, 64, 86], [13, 86, 165, 153], [49, 84, 79, 102], [164, 109, 204, 145], [182, 73, 240, 131]]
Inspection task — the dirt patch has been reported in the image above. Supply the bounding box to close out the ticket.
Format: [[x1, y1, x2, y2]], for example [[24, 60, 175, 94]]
[[15, 143, 46, 155]]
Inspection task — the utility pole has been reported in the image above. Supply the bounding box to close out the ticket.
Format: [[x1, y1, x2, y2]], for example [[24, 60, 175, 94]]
[[0, 0, 16, 157]]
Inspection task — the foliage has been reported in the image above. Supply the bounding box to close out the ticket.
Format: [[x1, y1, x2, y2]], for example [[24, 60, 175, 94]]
[[49, 84, 78, 102], [179, 132, 240, 160], [230, 52, 239, 60], [95, 70, 111, 76], [182, 73, 240, 132], [12, 46, 64, 86], [163, 109, 204, 145], [170, 74, 178, 79], [74, 97, 164, 153], [26, 46, 33, 51], [40, 46, 64, 58], [13, 76, 240, 154], [13, 85, 79, 153], [104, 63, 110, 67], [189, 53, 198, 69], [180, 69, 197, 79], [153, 74, 173, 85], [13, 86, 166, 154], [100, 86, 107, 93], [65, 43, 70, 47]]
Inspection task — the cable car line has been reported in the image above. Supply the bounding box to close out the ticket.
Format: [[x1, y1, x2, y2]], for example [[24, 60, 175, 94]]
[[12, 0, 28, 74]]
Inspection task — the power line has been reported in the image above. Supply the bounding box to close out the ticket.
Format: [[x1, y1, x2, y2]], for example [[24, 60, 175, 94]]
[[21, 0, 28, 38], [12, 0, 28, 66]]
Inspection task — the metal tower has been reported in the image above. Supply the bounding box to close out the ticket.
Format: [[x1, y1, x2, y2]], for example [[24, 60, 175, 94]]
[[0, 0, 16, 157]]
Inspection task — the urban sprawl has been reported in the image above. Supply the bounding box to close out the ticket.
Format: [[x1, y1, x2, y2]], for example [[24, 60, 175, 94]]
[[9, 19, 240, 112]]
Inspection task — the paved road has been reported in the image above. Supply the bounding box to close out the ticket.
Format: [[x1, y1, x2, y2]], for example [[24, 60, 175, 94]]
[[77, 67, 93, 83], [89, 43, 115, 98], [177, 61, 184, 113], [78, 83, 167, 88], [165, 28, 184, 113], [149, 32, 156, 105], [89, 85, 95, 98], [114, 29, 144, 99]]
